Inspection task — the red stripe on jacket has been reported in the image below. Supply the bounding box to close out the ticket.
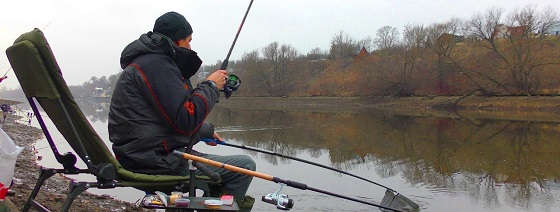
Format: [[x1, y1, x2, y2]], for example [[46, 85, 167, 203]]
[[184, 101, 195, 115], [190, 93, 210, 133], [162, 139, 169, 153], [130, 63, 191, 136]]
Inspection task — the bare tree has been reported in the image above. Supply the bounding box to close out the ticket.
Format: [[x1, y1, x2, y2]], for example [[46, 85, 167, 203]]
[[306, 47, 327, 60], [467, 6, 560, 95], [278, 44, 298, 62], [277, 44, 298, 95], [423, 19, 466, 94], [241, 50, 259, 63], [357, 36, 373, 52], [261, 42, 280, 94], [467, 7, 504, 42], [237, 50, 273, 96], [537, 7, 560, 37], [426, 19, 463, 47], [380, 24, 431, 96], [403, 24, 429, 49], [374, 25, 400, 49], [262, 42, 279, 64], [329, 31, 359, 59], [260, 42, 300, 96]]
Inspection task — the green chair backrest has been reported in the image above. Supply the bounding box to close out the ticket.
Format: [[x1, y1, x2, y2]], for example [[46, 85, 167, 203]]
[[5, 29, 121, 169]]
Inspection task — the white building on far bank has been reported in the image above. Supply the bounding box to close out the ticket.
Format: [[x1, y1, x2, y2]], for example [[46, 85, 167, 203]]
[[546, 22, 560, 36]]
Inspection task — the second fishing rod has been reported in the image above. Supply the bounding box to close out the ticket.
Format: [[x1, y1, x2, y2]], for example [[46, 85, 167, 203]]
[[201, 138, 419, 210], [201, 138, 393, 191], [174, 150, 404, 212]]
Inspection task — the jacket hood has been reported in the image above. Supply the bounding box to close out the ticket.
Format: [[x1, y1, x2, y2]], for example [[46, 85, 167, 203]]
[[120, 32, 175, 69]]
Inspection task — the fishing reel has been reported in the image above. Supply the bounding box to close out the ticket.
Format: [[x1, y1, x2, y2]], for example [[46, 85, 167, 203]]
[[262, 184, 294, 210], [222, 74, 241, 98], [262, 193, 293, 210]]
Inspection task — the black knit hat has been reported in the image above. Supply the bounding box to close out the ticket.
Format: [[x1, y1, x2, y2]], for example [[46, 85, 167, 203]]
[[153, 12, 193, 41]]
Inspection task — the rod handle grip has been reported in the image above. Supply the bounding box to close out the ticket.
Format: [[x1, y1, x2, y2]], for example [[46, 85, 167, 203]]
[[201, 138, 225, 145], [286, 180, 308, 190], [220, 61, 228, 70]]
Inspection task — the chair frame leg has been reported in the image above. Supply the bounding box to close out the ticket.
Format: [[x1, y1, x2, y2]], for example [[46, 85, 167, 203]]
[[23, 168, 57, 212], [61, 181, 89, 212], [30, 200, 51, 212]]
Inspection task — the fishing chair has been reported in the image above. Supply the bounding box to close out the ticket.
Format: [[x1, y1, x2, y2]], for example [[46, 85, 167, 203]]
[[6, 28, 222, 211]]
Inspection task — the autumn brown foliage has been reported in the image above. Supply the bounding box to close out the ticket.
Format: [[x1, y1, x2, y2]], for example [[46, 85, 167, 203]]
[[200, 6, 560, 97]]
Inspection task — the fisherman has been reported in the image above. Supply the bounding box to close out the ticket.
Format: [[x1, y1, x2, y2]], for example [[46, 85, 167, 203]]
[[108, 11, 255, 210]]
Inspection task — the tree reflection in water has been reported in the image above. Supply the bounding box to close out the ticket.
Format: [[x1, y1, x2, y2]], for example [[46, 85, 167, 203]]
[[206, 106, 560, 210], [77, 98, 110, 123]]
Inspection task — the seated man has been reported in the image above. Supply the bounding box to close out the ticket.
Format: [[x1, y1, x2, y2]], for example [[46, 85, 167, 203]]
[[108, 11, 255, 210]]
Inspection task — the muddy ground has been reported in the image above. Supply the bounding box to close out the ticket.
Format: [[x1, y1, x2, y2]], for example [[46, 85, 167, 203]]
[[1, 113, 146, 211]]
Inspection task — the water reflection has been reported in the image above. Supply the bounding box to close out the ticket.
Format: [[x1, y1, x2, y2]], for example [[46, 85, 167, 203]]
[[69, 99, 560, 211], [76, 98, 111, 123], [207, 106, 560, 211]]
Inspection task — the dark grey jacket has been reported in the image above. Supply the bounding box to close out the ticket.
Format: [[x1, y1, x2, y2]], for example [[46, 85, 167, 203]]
[[109, 32, 218, 175]]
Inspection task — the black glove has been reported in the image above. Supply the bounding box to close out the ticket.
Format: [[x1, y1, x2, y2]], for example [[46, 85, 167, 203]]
[[198, 123, 215, 139]]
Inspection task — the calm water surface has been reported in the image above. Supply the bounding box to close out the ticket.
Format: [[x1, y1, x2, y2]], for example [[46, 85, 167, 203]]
[[27, 100, 560, 212]]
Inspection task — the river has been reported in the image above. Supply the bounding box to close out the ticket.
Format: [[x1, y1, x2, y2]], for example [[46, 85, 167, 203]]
[[28, 99, 560, 212]]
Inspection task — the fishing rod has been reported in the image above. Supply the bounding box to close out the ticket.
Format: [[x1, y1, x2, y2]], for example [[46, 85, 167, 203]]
[[0, 70, 9, 84], [1, 68, 11, 78], [221, 0, 254, 70], [201, 138, 394, 191], [0, 19, 52, 82], [201, 138, 419, 211], [0, 68, 12, 83], [219, 0, 254, 98], [173, 150, 403, 212]]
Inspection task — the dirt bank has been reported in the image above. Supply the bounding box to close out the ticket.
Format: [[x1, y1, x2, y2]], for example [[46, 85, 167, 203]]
[[369, 96, 560, 122], [1, 113, 145, 211], [223, 96, 560, 122]]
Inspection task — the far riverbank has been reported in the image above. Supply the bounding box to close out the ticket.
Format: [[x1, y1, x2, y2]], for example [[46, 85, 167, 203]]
[[221, 96, 560, 123]]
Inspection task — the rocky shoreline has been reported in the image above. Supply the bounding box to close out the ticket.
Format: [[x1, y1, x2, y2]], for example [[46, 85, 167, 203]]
[[1, 114, 145, 211]]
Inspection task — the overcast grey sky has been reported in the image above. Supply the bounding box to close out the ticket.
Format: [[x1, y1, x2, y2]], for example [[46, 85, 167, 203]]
[[1, 0, 559, 89]]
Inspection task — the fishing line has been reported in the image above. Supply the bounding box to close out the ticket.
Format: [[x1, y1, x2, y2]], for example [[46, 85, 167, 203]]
[[1, 17, 55, 80]]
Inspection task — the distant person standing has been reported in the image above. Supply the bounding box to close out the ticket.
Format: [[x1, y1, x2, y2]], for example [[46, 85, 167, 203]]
[[1, 104, 11, 123], [26, 112, 33, 125]]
